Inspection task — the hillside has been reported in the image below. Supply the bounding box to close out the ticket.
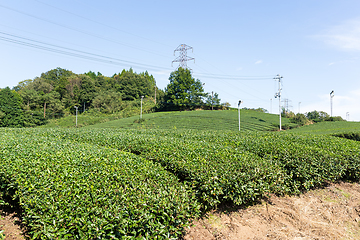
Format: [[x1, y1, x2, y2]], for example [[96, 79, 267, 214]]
[[86, 109, 298, 131], [287, 120, 360, 135]]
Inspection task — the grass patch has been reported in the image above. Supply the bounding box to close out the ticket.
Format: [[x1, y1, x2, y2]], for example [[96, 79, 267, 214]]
[[86, 109, 298, 131], [287, 121, 360, 135]]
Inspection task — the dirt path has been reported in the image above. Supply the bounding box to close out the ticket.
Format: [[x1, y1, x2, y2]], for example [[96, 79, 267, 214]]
[[1, 182, 360, 239], [0, 207, 25, 240], [184, 182, 360, 240]]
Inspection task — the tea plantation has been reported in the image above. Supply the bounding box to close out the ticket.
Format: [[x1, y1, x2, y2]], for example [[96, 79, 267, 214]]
[[1, 119, 360, 238]]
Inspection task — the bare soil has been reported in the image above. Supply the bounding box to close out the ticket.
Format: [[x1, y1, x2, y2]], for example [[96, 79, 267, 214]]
[[1, 182, 360, 239], [0, 206, 26, 240], [184, 182, 360, 240]]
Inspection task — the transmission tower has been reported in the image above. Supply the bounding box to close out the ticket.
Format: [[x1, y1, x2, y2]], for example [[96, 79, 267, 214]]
[[172, 44, 195, 70], [282, 98, 292, 114]]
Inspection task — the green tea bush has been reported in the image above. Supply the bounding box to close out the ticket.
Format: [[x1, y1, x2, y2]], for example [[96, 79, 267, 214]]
[[2, 128, 360, 239], [0, 129, 200, 239]]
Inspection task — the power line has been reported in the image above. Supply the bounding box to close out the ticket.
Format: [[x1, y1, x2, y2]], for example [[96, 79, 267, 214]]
[[0, 31, 172, 72], [0, 1, 281, 107], [193, 73, 273, 80], [32, 0, 174, 49], [0, 3, 170, 59]]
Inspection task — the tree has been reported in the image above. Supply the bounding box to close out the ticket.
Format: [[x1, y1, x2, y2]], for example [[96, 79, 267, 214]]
[[221, 102, 231, 110], [306, 110, 329, 122], [13, 79, 33, 92], [289, 113, 310, 126], [0, 87, 24, 127], [164, 68, 205, 110], [205, 92, 221, 110], [112, 69, 154, 100], [40, 67, 74, 86], [92, 91, 123, 114]]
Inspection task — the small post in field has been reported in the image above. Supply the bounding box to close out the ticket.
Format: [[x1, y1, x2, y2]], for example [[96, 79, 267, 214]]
[[238, 100, 242, 131]]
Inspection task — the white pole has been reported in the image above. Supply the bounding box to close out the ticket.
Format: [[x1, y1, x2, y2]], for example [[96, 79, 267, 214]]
[[274, 74, 283, 131], [74, 106, 78, 127], [154, 84, 157, 105], [238, 100, 242, 131], [140, 96, 144, 119], [279, 79, 281, 131], [330, 90, 334, 117]]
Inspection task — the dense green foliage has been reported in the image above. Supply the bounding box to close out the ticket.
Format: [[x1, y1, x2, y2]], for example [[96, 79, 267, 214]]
[[4, 68, 158, 127], [0, 87, 45, 127], [1, 67, 229, 128], [162, 68, 219, 111], [332, 132, 360, 141], [0, 129, 200, 239], [0, 87, 24, 127], [305, 110, 344, 122], [41, 98, 156, 128], [1, 127, 360, 238]]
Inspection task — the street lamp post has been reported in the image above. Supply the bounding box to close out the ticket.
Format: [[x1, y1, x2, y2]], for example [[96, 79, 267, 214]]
[[140, 96, 144, 119], [238, 100, 242, 131], [330, 90, 334, 117], [74, 106, 78, 127]]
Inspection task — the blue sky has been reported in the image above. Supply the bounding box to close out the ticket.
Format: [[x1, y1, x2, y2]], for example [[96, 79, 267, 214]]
[[1, 0, 360, 121]]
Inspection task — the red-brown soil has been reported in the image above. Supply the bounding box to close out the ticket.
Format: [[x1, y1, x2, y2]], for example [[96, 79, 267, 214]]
[[184, 182, 360, 240], [2, 182, 360, 239]]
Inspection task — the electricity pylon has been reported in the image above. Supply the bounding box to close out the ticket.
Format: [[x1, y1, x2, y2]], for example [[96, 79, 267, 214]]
[[172, 44, 195, 70]]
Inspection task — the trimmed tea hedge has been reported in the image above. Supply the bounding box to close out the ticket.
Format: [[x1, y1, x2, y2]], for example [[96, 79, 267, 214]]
[[0, 129, 200, 239], [1, 128, 360, 239]]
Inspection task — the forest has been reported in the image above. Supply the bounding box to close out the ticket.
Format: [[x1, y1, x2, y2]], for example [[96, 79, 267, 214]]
[[0, 67, 223, 127]]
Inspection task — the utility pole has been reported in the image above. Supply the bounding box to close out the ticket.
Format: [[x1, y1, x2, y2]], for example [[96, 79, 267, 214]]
[[154, 83, 157, 105], [172, 44, 195, 70], [238, 100, 242, 131], [274, 74, 283, 131], [346, 112, 349, 121], [211, 91, 214, 110], [83, 102, 86, 113], [330, 90, 334, 117], [74, 106, 78, 127], [43, 102, 46, 118], [140, 96, 144, 119]]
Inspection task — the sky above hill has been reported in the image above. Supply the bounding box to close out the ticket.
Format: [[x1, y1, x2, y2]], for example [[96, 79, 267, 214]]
[[1, 0, 359, 121]]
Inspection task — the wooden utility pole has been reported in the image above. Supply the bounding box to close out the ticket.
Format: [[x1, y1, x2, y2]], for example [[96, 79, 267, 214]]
[[44, 102, 46, 118], [211, 91, 214, 110]]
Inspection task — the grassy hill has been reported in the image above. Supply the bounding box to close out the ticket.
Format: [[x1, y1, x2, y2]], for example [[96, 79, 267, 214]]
[[40, 106, 360, 134], [287, 121, 360, 135], [85, 109, 298, 131]]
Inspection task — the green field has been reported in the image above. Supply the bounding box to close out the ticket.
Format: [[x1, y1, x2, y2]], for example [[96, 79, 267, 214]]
[[1, 111, 360, 239], [85, 109, 298, 131], [288, 121, 360, 135]]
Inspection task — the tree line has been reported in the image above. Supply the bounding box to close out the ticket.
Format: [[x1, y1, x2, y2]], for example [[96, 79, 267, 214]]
[[0, 67, 225, 127]]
